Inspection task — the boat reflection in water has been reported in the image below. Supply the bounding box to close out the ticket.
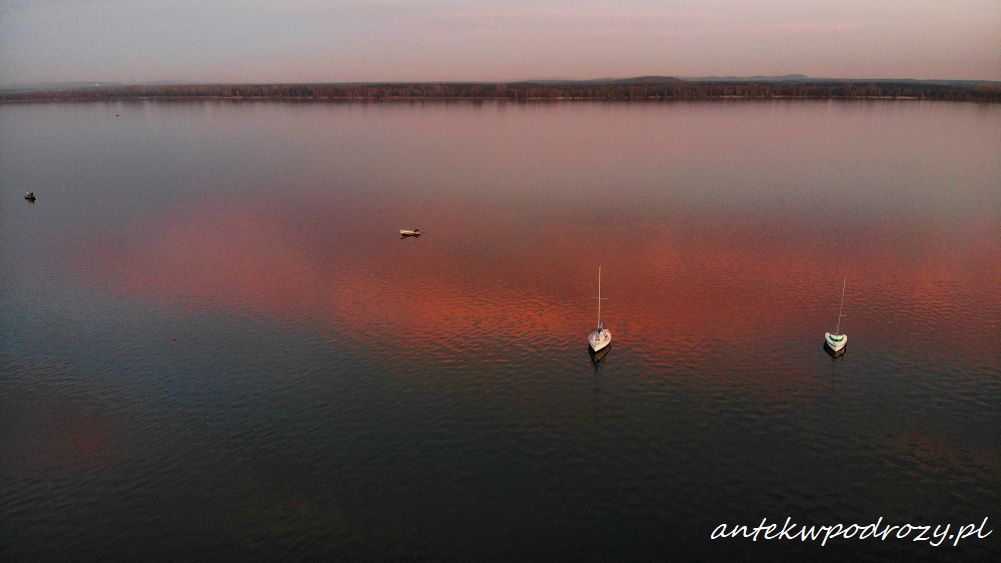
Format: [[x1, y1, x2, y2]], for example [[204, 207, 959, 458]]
[[589, 344, 611, 369], [823, 342, 847, 359]]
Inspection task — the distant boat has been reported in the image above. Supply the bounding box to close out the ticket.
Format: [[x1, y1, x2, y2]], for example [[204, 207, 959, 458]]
[[399, 228, 422, 237], [824, 278, 848, 353], [587, 266, 612, 352], [24, 191, 35, 201]]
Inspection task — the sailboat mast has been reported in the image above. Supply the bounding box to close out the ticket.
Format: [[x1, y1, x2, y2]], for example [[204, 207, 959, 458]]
[[597, 266, 602, 328], [835, 277, 846, 334]]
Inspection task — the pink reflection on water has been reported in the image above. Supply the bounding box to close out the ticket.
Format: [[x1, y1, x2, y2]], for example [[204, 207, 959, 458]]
[[77, 189, 1000, 359]]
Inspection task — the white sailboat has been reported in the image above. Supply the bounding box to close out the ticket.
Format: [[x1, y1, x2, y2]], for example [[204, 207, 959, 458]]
[[824, 278, 848, 353], [587, 266, 612, 352]]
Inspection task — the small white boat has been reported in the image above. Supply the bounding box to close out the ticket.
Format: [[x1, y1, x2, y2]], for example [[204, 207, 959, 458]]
[[825, 332, 847, 352], [824, 278, 848, 353], [587, 266, 612, 352], [399, 227, 422, 237], [589, 321, 611, 352]]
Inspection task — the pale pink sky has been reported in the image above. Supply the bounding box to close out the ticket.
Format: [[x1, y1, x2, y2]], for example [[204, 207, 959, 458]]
[[1, 0, 999, 84]]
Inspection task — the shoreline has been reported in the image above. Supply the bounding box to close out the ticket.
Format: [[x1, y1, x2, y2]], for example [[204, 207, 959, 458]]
[[4, 79, 998, 104], [6, 95, 990, 104]]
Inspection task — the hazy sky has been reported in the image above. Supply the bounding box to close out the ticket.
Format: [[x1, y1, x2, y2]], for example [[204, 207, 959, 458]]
[[1, 0, 999, 84]]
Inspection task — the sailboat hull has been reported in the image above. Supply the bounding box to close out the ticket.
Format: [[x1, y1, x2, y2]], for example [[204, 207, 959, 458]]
[[825, 332, 847, 352], [588, 329, 612, 352]]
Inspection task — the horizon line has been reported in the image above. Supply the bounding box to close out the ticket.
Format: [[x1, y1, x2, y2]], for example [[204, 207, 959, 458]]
[[5, 74, 1001, 89]]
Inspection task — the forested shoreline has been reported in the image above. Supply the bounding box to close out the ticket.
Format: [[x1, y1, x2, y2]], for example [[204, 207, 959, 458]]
[[3, 79, 999, 102]]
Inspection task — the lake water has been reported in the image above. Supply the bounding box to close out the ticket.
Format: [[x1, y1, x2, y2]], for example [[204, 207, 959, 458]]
[[1, 101, 999, 561]]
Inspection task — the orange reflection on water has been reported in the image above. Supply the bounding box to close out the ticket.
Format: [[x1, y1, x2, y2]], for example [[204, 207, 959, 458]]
[[79, 192, 1000, 357]]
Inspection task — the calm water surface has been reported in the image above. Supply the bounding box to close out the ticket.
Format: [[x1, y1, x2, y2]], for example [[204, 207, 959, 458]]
[[1, 101, 999, 561]]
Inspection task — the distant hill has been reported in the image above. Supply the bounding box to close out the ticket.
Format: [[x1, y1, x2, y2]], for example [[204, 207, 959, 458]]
[[682, 74, 812, 82], [681, 74, 1000, 86]]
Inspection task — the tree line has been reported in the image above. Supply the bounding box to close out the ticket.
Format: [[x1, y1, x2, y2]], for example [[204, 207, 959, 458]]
[[3, 80, 999, 102]]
